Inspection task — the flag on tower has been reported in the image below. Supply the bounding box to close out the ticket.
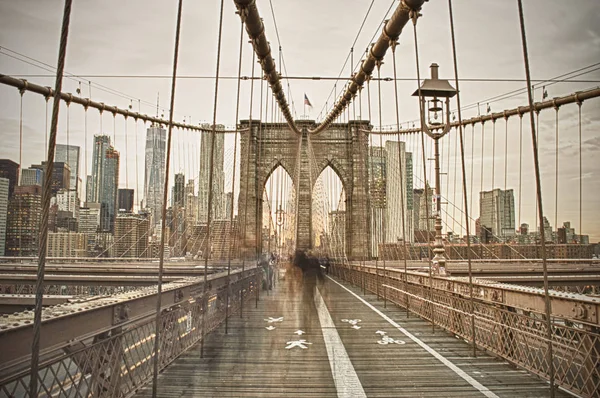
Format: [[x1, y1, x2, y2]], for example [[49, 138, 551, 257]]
[[304, 93, 312, 107]]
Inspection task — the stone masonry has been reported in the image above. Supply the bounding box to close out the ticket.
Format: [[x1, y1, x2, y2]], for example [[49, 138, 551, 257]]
[[238, 119, 372, 260]]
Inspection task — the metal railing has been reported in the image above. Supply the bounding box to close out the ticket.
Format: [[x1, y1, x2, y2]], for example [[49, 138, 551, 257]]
[[331, 263, 600, 398], [0, 267, 259, 398]]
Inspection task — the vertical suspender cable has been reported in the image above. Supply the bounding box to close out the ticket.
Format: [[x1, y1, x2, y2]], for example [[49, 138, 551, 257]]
[[256, 77, 265, 308], [411, 13, 434, 327], [18, 89, 24, 255], [469, 123, 474, 226], [504, 114, 508, 196], [553, 105, 559, 234], [200, 0, 225, 359], [30, 0, 73, 395], [241, 49, 256, 319], [152, 0, 183, 395], [19, 90, 24, 184], [45, 96, 49, 160], [448, 0, 476, 357], [518, 113, 523, 228], [479, 122, 485, 204], [451, 128, 457, 234], [491, 120, 496, 192], [516, 1, 554, 395], [136, 100, 141, 209], [376, 61, 386, 304], [225, 19, 244, 335], [125, 115, 129, 189], [84, 104, 88, 201], [391, 42, 409, 313], [577, 100, 582, 240]]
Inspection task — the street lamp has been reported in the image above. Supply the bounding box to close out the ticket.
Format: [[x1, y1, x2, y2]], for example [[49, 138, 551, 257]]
[[412, 63, 457, 274]]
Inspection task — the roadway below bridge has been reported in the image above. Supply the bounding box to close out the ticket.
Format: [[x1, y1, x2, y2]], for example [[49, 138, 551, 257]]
[[136, 265, 567, 397]]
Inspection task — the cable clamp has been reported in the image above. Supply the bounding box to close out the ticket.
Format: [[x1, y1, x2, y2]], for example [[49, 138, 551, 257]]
[[19, 79, 28, 96]]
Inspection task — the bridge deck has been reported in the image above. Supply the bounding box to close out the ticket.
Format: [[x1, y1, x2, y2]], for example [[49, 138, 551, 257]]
[[136, 266, 567, 397]]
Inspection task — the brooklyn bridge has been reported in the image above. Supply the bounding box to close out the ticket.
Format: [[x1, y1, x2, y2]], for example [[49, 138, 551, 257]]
[[0, 0, 598, 397]]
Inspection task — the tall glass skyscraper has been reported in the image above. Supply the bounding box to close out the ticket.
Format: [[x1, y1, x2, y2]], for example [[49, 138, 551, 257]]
[[55, 144, 80, 194], [198, 124, 225, 223], [89, 135, 119, 232], [144, 124, 166, 225]]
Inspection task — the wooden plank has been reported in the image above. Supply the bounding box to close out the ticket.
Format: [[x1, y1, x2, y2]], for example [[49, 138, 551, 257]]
[[135, 266, 570, 397]]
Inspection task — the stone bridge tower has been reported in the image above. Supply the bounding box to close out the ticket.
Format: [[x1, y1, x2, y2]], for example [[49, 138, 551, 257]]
[[237, 119, 371, 260]]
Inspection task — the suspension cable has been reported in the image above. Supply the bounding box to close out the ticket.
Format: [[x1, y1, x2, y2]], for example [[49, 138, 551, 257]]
[[151, 0, 183, 395], [29, 0, 73, 395], [200, 0, 225, 360], [240, 49, 256, 320], [391, 41, 410, 311], [518, 112, 523, 228], [225, 19, 245, 333], [517, 1, 554, 395], [554, 104, 559, 232], [448, 0, 477, 357], [375, 61, 386, 302], [577, 100, 582, 241], [411, 11, 435, 330]]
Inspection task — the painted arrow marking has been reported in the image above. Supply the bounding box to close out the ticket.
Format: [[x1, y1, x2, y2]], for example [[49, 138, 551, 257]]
[[376, 330, 387, 336], [294, 330, 305, 335], [265, 326, 276, 331]]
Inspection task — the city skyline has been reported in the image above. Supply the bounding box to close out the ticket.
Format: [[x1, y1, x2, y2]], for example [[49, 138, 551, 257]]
[[0, 1, 598, 240]]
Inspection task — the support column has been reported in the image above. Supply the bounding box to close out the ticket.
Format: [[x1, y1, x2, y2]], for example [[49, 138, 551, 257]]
[[295, 131, 312, 250], [347, 121, 371, 260], [238, 121, 259, 258]]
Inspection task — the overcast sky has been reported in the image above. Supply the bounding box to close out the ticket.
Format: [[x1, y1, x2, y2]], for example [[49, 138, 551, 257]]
[[0, 0, 599, 241]]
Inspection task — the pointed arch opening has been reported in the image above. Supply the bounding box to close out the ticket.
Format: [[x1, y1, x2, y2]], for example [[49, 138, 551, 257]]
[[262, 164, 295, 258], [311, 165, 346, 259]]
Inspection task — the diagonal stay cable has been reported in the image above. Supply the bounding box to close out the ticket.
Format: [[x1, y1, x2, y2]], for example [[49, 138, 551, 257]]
[[151, 0, 184, 396], [30, 0, 73, 396]]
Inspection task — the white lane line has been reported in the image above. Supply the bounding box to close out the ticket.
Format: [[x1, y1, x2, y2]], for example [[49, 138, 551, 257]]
[[326, 275, 499, 398], [314, 286, 367, 398]]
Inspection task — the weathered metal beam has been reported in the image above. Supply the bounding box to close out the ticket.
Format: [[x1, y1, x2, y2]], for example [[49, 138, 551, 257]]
[[0, 74, 244, 134], [358, 264, 600, 326], [371, 86, 600, 135], [233, 0, 300, 134], [233, 0, 426, 135], [0, 274, 183, 286], [310, 0, 426, 134], [0, 267, 257, 371]]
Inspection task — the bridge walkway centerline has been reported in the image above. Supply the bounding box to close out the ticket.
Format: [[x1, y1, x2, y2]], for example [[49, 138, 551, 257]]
[[135, 265, 568, 397]]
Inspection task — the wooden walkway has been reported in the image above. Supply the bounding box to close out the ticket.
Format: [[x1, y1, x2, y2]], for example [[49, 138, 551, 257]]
[[136, 265, 567, 397]]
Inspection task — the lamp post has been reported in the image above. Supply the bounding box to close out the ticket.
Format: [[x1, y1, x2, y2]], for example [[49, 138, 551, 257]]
[[412, 63, 457, 274]]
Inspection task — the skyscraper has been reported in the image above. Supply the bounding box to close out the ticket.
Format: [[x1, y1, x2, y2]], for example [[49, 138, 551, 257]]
[[85, 175, 94, 203], [479, 188, 515, 240], [89, 135, 119, 232], [368, 146, 386, 257], [100, 147, 119, 232], [6, 185, 42, 256], [114, 212, 150, 258], [405, 152, 414, 240], [0, 159, 19, 198], [89, 135, 111, 202], [31, 162, 71, 194], [55, 144, 80, 194], [144, 124, 167, 224], [198, 125, 225, 222], [20, 168, 43, 187], [0, 178, 8, 256], [384, 141, 412, 243], [118, 188, 134, 213], [173, 173, 185, 208]]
